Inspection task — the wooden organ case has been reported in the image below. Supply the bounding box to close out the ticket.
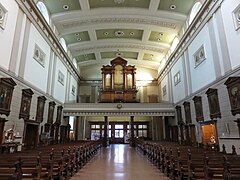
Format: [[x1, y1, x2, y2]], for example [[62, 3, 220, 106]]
[[100, 57, 138, 103]]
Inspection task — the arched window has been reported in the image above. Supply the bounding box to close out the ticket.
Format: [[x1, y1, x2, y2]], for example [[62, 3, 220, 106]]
[[170, 36, 179, 53], [72, 58, 78, 69], [36, 1, 50, 24], [189, 2, 202, 25], [59, 37, 67, 52]]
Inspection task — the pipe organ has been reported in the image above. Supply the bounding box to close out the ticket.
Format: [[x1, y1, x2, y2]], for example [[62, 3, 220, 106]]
[[100, 57, 138, 103]]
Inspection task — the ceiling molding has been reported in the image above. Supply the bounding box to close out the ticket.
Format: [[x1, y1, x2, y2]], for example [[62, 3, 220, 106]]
[[59, 17, 178, 31]]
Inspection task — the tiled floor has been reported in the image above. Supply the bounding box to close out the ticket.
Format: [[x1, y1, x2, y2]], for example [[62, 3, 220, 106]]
[[71, 144, 169, 180]]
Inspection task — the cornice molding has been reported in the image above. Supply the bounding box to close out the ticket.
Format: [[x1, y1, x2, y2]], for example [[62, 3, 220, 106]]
[[63, 102, 175, 117], [61, 17, 177, 30], [73, 44, 165, 54]]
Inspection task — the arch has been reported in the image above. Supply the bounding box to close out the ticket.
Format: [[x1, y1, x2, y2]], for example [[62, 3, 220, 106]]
[[189, 2, 202, 25], [36, 1, 50, 24], [59, 37, 67, 52], [72, 58, 78, 69]]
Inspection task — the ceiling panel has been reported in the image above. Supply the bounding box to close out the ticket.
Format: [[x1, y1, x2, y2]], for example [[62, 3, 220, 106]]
[[76, 53, 96, 62], [44, 0, 81, 14], [96, 29, 143, 40], [143, 53, 162, 62], [63, 31, 90, 45], [158, 0, 195, 14], [149, 31, 175, 44], [89, 0, 150, 9], [101, 51, 138, 60]]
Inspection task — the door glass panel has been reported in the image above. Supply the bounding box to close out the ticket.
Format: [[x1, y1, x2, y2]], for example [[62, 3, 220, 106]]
[[96, 125, 100, 129], [143, 130, 147, 137], [143, 125, 147, 128], [91, 125, 95, 128], [115, 125, 123, 129], [115, 130, 124, 138], [108, 130, 111, 138]]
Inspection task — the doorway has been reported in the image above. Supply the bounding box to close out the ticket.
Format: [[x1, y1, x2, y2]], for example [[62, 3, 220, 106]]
[[201, 121, 218, 148], [89, 121, 149, 144], [24, 120, 39, 149]]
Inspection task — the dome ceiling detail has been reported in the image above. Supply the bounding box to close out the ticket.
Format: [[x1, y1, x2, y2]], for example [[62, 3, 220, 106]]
[[42, 0, 196, 70]]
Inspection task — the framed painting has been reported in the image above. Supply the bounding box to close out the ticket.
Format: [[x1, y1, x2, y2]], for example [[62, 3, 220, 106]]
[[224, 77, 240, 116], [47, 101, 56, 124], [183, 101, 192, 124], [205, 88, 221, 119], [0, 78, 16, 116], [193, 96, 204, 122], [36, 96, 46, 122], [19, 89, 34, 120]]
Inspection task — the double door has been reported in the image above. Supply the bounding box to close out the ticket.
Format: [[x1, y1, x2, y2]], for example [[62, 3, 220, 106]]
[[109, 122, 129, 144]]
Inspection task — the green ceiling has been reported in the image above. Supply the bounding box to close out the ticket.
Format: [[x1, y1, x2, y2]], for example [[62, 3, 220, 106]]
[[149, 31, 175, 44], [43, 0, 81, 14], [89, 0, 150, 9], [76, 53, 96, 62], [101, 51, 138, 60], [143, 53, 161, 62], [158, 0, 195, 14], [96, 29, 143, 40], [62, 31, 90, 45]]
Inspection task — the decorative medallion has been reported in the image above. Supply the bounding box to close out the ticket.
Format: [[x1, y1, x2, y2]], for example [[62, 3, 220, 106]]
[[117, 104, 122, 109], [0, 3, 7, 30], [233, 5, 240, 30]]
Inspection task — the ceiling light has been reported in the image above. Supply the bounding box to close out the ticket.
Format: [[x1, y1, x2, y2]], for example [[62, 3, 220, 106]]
[[63, 5, 69, 10], [84, 54, 88, 57], [75, 33, 79, 36], [157, 38, 162, 41], [115, 31, 124, 37], [77, 38, 81, 41], [116, 52, 123, 57], [169, 4, 176, 10], [104, 32, 109, 36], [159, 32, 164, 36], [129, 32, 135, 36]]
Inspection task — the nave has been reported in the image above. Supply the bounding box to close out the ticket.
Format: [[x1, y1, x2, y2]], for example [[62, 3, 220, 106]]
[[71, 144, 169, 180]]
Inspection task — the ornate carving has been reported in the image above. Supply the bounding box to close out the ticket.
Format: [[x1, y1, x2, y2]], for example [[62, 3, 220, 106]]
[[62, 18, 177, 30], [74, 44, 165, 54]]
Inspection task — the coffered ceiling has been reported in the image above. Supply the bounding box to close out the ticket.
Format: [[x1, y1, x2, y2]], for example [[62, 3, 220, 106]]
[[41, 0, 197, 71]]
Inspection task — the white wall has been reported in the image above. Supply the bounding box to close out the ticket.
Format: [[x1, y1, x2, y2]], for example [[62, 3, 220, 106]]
[[24, 24, 50, 92], [53, 57, 67, 103], [69, 74, 78, 102], [221, 1, 240, 69], [188, 25, 216, 93], [170, 56, 186, 103], [0, 0, 18, 70], [161, 74, 170, 102]]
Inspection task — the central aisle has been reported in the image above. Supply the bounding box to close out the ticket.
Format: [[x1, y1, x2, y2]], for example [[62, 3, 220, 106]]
[[71, 144, 169, 180]]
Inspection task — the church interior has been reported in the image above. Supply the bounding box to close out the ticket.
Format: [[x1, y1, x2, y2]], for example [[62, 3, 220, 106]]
[[0, 0, 240, 179]]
